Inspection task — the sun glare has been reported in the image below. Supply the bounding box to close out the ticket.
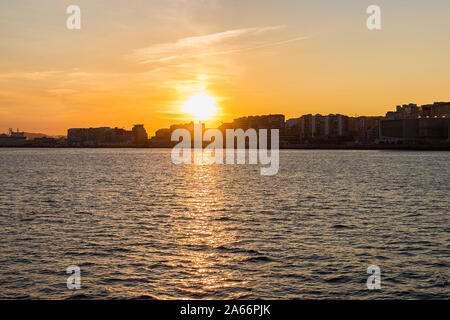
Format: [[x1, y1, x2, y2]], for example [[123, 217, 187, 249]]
[[182, 93, 218, 121]]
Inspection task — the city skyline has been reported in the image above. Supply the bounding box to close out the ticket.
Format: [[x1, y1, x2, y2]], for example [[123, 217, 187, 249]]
[[2, 100, 448, 149], [2, 100, 448, 137], [1, 0, 450, 136]]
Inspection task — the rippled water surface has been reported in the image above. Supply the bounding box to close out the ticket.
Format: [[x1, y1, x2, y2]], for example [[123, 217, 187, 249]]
[[0, 148, 448, 299]]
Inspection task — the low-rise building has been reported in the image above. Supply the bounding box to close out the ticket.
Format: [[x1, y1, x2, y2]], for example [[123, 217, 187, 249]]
[[0, 129, 27, 147]]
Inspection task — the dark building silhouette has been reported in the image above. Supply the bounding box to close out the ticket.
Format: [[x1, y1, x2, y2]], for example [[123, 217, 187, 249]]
[[149, 122, 206, 147], [380, 102, 450, 142], [219, 114, 285, 131], [0, 129, 27, 146], [285, 114, 356, 144], [67, 125, 148, 147], [132, 124, 148, 146], [8, 101, 448, 148]]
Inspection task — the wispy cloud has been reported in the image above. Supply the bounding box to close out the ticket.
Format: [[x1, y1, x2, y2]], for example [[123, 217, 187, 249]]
[[0, 71, 63, 80], [130, 25, 309, 64]]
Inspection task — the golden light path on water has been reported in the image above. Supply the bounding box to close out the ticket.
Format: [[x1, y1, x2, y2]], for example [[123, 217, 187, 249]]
[[0, 149, 448, 299], [169, 156, 246, 298]]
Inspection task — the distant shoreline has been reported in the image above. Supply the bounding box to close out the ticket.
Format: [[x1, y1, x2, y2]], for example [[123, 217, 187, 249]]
[[1, 145, 449, 151]]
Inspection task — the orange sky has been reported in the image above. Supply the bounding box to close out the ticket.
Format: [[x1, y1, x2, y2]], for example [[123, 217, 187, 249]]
[[1, 0, 449, 136]]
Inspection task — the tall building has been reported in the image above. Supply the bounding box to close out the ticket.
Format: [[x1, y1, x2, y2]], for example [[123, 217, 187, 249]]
[[324, 114, 348, 137], [294, 114, 349, 140], [348, 116, 382, 143], [385, 102, 450, 120], [299, 114, 313, 140], [132, 124, 148, 146], [379, 102, 450, 142], [223, 114, 285, 131]]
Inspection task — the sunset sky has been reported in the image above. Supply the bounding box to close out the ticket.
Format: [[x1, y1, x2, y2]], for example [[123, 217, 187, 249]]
[[1, 0, 449, 135]]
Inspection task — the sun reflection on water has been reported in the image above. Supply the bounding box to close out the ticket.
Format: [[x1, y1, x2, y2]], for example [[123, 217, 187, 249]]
[[168, 160, 247, 298]]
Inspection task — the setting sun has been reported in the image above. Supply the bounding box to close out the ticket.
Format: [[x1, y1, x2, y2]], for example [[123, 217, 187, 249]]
[[182, 93, 218, 121]]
